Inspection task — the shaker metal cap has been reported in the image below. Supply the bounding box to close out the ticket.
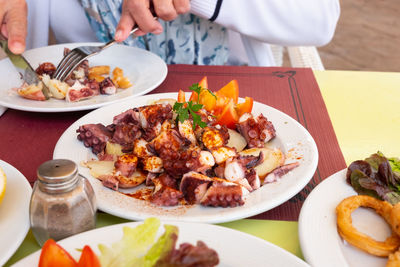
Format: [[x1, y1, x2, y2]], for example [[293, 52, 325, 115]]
[[37, 159, 78, 184]]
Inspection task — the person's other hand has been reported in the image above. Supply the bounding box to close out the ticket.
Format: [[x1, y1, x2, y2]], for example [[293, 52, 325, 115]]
[[115, 0, 190, 42], [0, 0, 28, 54]]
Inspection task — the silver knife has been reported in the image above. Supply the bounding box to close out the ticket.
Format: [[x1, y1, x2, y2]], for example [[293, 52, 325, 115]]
[[0, 39, 51, 99]]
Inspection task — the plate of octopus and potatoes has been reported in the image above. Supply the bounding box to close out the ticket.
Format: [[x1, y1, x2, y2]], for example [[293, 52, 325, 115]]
[[53, 87, 318, 223], [0, 42, 167, 112]]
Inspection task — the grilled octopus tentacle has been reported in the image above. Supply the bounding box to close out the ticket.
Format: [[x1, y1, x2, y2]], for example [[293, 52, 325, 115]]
[[76, 123, 114, 154], [236, 113, 276, 148]]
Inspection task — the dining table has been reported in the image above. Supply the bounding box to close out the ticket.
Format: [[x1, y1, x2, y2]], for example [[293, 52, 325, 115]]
[[1, 64, 399, 266]]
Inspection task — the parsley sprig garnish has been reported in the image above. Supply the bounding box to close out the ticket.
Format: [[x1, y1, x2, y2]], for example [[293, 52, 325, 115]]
[[189, 83, 216, 102], [173, 101, 207, 129], [173, 83, 215, 129], [189, 83, 202, 102]]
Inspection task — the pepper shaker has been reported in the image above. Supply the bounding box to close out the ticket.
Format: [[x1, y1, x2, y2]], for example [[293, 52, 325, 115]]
[[29, 159, 97, 246]]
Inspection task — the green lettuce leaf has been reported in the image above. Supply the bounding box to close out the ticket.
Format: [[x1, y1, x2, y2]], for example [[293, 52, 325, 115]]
[[384, 191, 400, 205], [365, 153, 387, 172], [389, 157, 400, 175], [98, 217, 161, 267], [140, 224, 178, 267]]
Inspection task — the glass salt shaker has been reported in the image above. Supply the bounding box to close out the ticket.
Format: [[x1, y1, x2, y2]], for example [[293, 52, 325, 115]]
[[29, 159, 97, 246]]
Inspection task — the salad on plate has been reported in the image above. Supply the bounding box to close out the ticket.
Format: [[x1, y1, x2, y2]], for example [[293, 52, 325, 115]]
[[36, 218, 219, 267], [336, 153, 400, 266]]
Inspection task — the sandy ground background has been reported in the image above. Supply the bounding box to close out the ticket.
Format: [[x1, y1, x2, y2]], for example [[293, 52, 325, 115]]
[[314, 0, 400, 72]]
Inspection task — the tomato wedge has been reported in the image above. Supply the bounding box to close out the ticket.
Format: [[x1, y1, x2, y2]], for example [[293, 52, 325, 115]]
[[213, 93, 229, 116], [189, 76, 208, 102], [177, 89, 185, 103], [216, 79, 239, 104], [236, 97, 253, 117], [216, 99, 239, 129], [77, 245, 101, 267], [199, 76, 208, 89], [39, 239, 77, 267], [199, 89, 216, 111]]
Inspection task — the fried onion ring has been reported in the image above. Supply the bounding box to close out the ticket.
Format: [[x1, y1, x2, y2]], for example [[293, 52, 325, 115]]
[[390, 203, 400, 237], [336, 195, 400, 256], [387, 250, 400, 267]]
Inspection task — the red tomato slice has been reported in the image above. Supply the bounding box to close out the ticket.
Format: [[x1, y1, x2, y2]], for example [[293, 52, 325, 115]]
[[213, 93, 229, 116], [236, 97, 253, 117], [189, 92, 198, 102], [189, 76, 208, 102], [39, 239, 77, 267], [177, 89, 185, 103], [216, 99, 239, 129], [216, 79, 239, 104], [77, 245, 101, 267], [199, 76, 208, 89]]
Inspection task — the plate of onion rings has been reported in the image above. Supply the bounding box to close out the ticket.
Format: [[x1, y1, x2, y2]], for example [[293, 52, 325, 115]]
[[299, 168, 400, 267]]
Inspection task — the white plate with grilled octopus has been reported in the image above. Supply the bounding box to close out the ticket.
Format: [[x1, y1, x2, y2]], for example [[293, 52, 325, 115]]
[[0, 42, 167, 112], [53, 92, 318, 223]]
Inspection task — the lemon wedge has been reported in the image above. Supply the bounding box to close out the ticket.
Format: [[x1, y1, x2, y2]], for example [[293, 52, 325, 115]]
[[0, 166, 6, 205]]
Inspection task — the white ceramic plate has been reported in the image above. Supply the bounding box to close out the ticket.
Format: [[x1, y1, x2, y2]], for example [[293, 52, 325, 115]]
[[12, 220, 310, 267], [53, 92, 318, 223], [299, 169, 392, 267], [0, 43, 167, 112], [0, 160, 32, 266]]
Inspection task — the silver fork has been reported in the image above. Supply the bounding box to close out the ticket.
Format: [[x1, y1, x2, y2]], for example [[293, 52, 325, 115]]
[[53, 27, 140, 82]]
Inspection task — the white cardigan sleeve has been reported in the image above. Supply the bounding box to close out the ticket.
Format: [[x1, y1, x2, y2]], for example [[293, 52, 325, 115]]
[[191, 0, 340, 47]]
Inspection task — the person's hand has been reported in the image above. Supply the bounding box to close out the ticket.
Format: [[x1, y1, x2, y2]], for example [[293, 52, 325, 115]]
[[115, 0, 190, 42], [0, 0, 28, 54]]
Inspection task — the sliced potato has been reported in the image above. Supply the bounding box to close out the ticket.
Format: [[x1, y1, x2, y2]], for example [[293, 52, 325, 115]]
[[42, 74, 69, 99], [17, 82, 46, 101], [150, 98, 176, 106], [226, 128, 247, 152], [17, 82, 42, 95], [83, 160, 146, 188], [239, 147, 285, 178], [83, 160, 115, 178], [112, 67, 123, 77], [88, 73, 105, 83], [115, 76, 132, 89], [105, 142, 124, 156], [89, 65, 110, 76]]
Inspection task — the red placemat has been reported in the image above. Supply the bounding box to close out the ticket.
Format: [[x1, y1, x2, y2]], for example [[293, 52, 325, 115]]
[[0, 64, 346, 221]]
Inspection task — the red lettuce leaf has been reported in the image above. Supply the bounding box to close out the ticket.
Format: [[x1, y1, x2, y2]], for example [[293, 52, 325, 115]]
[[347, 153, 400, 205]]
